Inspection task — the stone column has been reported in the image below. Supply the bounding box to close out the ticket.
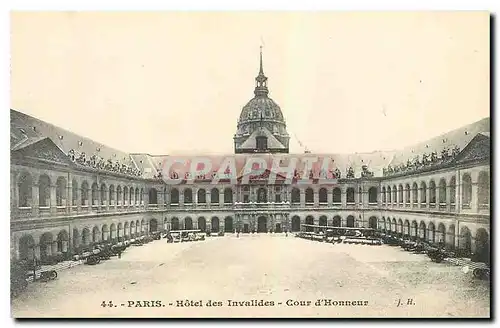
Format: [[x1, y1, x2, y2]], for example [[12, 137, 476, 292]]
[[313, 189, 319, 207], [327, 189, 333, 206], [219, 189, 224, 207], [50, 184, 56, 214], [300, 189, 305, 207], [180, 188, 185, 207], [455, 171, 461, 213], [471, 172, 479, 213]]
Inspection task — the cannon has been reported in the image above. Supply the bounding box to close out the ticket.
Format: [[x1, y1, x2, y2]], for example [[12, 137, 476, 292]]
[[85, 255, 101, 265], [427, 248, 446, 263], [473, 268, 490, 280]]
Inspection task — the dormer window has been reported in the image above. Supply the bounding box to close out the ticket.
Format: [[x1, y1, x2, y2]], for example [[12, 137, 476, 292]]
[[256, 136, 267, 151]]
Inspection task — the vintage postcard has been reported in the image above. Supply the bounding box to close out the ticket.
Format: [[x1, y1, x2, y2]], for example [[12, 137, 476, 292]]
[[10, 11, 490, 318]]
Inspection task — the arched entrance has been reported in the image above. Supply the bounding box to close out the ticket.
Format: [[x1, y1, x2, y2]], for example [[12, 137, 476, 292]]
[[346, 216, 355, 228], [92, 226, 100, 244], [428, 222, 435, 243], [419, 221, 426, 240], [171, 217, 180, 231], [332, 216, 341, 227], [446, 224, 455, 248], [224, 217, 234, 233], [411, 221, 418, 238], [257, 216, 267, 233], [198, 217, 206, 232], [211, 217, 220, 233], [475, 228, 489, 264], [102, 224, 109, 241], [150, 219, 158, 232], [184, 217, 193, 230], [18, 235, 35, 261], [368, 216, 377, 229], [291, 216, 301, 232], [319, 216, 327, 229], [459, 226, 472, 254], [305, 216, 314, 232], [436, 223, 446, 244]]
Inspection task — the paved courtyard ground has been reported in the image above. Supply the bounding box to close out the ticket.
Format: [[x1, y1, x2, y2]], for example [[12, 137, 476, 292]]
[[12, 234, 490, 318]]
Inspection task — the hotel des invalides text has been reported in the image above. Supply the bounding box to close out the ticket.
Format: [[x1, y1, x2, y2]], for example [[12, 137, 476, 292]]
[[10, 51, 490, 266]]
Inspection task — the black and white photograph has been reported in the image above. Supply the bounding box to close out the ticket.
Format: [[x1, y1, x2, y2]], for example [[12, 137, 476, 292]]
[[9, 11, 491, 318]]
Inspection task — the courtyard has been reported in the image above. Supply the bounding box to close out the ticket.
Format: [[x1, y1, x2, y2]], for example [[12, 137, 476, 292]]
[[11, 234, 490, 318]]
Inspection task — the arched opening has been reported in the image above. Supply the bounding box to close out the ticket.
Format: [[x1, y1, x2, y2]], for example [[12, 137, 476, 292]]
[[56, 177, 67, 206], [81, 228, 91, 246], [198, 217, 206, 232], [291, 188, 300, 204], [128, 187, 134, 205], [18, 172, 33, 207], [419, 221, 426, 240], [110, 224, 117, 241], [149, 188, 158, 204], [257, 216, 267, 233], [117, 223, 123, 240], [368, 216, 377, 229], [225, 217, 234, 232], [436, 223, 446, 244], [39, 233, 54, 260], [224, 188, 232, 204], [72, 228, 80, 249], [257, 187, 267, 203], [124, 222, 129, 237], [91, 183, 99, 206], [305, 216, 314, 231], [184, 188, 193, 204], [380, 217, 386, 231], [404, 220, 410, 236], [197, 189, 206, 203], [140, 188, 144, 204], [332, 216, 341, 227], [305, 188, 314, 203], [319, 215, 327, 228], [392, 218, 398, 234], [368, 187, 378, 203], [81, 181, 89, 206], [387, 218, 392, 232], [411, 221, 418, 238], [184, 217, 193, 230], [412, 183, 418, 204], [387, 187, 392, 203], [459, 226, 472, 254], [478, 172, 490, 208], [18, 235, 35, 260], [381, 187, 386, 204], [291, 216, 301, 232], [462, 173, 472, 208], [101, 224, 109, 241], [404, 184, 410, 205], [109, 185, 115, 205], [210, 188, 219, 203], [171, 217, 180, 231], [420, 182, 427, 205], [135, 188, 139, 205], [38, 175, 51, 207], [319, 188, 327, 203], [429, 180, 436, 205], [392, 186, 397, 204], [333, 188, 341, 203], [450, 176, 456, 206], [170, 188, 179, 204], [211, 217, 220, 232], [346, 188, 355, 203], [398, 185, 403, 204], [475, 228, 489, 264], [346, 216, 355, 228], [397, 219, 403, 234], [92, 226, 100, 243], [427, 222, 435, 243], [100, 183, 107, 205], [72, 179, 78, 206], [150, 219, 158, 232], [436, 179, 445, 205], [130, 222, 135, 237], [116, 186, 122, 205]]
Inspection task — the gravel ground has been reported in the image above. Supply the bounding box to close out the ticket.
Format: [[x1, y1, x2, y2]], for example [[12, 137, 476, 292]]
[[11, 234, 490, 318]]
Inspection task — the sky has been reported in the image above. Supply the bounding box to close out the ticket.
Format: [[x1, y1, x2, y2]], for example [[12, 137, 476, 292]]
[[10, 11, 490, 155]]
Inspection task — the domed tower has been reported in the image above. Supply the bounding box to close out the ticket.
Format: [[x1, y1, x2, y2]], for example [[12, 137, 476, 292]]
[[234, 48, 290, 154]]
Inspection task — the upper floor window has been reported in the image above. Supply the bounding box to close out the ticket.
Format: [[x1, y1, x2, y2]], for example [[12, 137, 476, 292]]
[[256, 136, 268, 151]]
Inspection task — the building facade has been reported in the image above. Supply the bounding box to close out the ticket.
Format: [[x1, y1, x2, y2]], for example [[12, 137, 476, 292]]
[[10, 54, 490, 264]]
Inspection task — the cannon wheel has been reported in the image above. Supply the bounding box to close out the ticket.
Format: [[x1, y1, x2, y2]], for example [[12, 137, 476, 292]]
[[49, 270, 58, 280], [473, 268, 490, 280]]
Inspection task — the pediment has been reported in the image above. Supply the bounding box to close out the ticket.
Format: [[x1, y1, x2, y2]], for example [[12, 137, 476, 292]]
[[12, 137, 74, 166], [454, 133, 490, 164]]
